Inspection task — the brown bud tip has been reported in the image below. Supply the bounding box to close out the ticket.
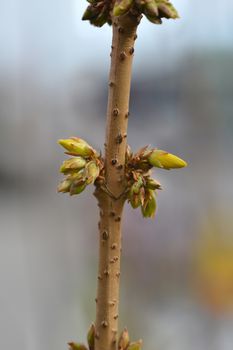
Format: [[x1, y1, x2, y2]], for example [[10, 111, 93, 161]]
[[118, 328, 130, 350], [101, 320, 108, 328], [120, 51, 127, 61]]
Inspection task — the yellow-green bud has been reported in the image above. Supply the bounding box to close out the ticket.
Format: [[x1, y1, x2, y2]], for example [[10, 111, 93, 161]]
[[57, 178, 72, 193], [118, 328, 130, 350], [82, 5, 99, 21], [60, 157, 86, 174], [141, 190, 157, 218], [140, 0, 179, 24], [129, 176, 144, 208], [113, 0, 134, 17], [129, 185, 145, 209], [70, 182, 86, 196], [85, 161, 100, 184], [82, 1, 111, 27], [129, 193, 141, 209], [67, 169, 85, 182], [158, 1, 179, 19], [58, 137, 94, 157], [130, 176, 143, 195], [144, 0, 159, 17], [144, 14, 162, 24], [146, 178, 162, 190], [148, 149, 187, 170], [87, 324, 95, 350], [68, 343, 88, 350], [127, 340, 143, 350], [92, 10, 108, 27]]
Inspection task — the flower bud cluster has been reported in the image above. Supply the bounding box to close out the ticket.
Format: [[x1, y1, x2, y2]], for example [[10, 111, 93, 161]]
[[126, 170, 160, 218], [57, 138, 187, 217], [82, 0, 113, 27], [82, 0, 178, 27], [133, 0, 179, 24], [126, 145, 187, 218], [57, 137, 103, 196]]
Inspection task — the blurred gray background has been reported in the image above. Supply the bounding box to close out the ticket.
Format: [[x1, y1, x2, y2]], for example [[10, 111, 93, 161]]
[[1, 1, 233, 350]]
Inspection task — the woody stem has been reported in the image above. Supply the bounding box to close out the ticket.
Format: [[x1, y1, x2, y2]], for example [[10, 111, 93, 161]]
[[94, 13, 140, 350]]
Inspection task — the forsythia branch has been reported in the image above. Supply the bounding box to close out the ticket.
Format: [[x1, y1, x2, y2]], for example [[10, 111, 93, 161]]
[[57, 1, 187, 350]]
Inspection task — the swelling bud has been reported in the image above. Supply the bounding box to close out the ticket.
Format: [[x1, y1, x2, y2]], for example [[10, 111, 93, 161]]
[[70, 182, 86, 196], [141, 190, 157, 218], [82, 5, 99, 21], [144, 0, 159, 17], [85, 161, 100, 184], [146, 178, 162, 190], [57, 178, 72, 193], [87, 323, 95, 350], [58, 137, 94, 157], [148, 149, 187, 170], [60, 157, 86, 174], [113, 0, 134, 17], [129, 192, 141, 209], [158, 1, 179, 19], [129, 177, 144, 208]]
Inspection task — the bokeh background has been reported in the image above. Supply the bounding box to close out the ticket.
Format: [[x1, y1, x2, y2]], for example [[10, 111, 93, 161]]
[[1, 1, 233, 349]]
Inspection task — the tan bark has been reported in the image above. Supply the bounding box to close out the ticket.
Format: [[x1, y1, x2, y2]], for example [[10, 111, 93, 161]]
[[94, 13, 140, 350]]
